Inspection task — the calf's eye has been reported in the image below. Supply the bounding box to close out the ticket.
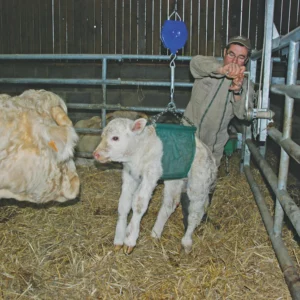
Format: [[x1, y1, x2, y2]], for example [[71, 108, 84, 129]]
[[112, 136, 119, 141]]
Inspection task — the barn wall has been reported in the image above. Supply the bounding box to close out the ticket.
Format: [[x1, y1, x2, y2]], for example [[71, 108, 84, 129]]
[[1, 0, 298, 56]]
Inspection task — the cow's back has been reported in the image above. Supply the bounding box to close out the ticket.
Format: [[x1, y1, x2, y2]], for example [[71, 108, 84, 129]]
[[0, 90, 80, 203]]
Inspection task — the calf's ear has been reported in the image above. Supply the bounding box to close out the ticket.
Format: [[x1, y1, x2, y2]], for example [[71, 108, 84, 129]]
[[131, 118, 147, 134]]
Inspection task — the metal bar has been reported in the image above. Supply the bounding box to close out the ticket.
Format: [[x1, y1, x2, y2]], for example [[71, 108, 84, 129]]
[[0, 54, 192, 61], [259, 0, 275, 150], [244, 166, 300, 300], [100, 0, 103, 53], [130, 0, 132, 53], [247, 0, 251, 38], [221, 0, 224, 56], [252, 26, 300, 60], [152, 0, 154, 55], [205, 0, 208, 55], [75, 128, 101, 134], [182, 0, 185, 53], [159, 0, 162, 55], [279, 0, 283, 34], [274, 40, 299, 235], [0, 77, 193, 87], [115, 0, 117, 54], [226, 0, 229, 44], [297, 0, 300, 26], [122, 0, 125, 54], [213, 0, 216, 56], [144, 0, 147, 55], [246, 139, 300, 237], [198, 0, 201, 54], [52, 0, 55, 54], [288, 0, 291, 33], [189, 0, 193, 56], [0, 54, 290, 62], [268, 127, 300, 164], [137, 0, 139, 54], [101, 58, 107, 128], [240, 0, 243, 36], [67, 103, 185, 113], [245, 58, 258, 173], [270, 84, 300, 99]]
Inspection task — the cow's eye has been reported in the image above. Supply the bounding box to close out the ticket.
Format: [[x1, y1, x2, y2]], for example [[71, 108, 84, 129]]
[[112, 136, 119, 141]]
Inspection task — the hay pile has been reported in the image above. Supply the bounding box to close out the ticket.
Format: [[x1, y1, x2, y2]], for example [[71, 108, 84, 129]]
[[0, 152, 299, 299]]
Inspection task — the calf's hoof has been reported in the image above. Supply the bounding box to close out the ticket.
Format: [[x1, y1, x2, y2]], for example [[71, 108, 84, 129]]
[[123, 245, 135, 255], [150, 230, 161, 239], [182, 245, 192, 254], [181, 237, 193, 254], [114, 244, 123, 251]]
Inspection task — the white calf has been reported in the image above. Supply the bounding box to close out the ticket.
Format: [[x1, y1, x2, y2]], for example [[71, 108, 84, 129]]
[[93, 118, 217, 254]]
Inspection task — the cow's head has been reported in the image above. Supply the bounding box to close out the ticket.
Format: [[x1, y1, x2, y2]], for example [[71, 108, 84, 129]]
[[93, 118, 147, 163]]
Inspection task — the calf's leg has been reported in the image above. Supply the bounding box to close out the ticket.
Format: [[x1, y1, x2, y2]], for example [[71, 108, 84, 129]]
[[114, 171, 138, 250], [181, 191, 209, 254], [151, 180, 183, 239], [123, 177, 158, 254], [180, 192, 190, 232]]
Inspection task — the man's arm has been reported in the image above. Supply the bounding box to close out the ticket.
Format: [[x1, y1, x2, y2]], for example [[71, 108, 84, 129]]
[[190, 55, 223, 79]]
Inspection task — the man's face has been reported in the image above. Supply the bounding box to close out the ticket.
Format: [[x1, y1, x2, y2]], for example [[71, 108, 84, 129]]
[[223, 44, 249, 66]]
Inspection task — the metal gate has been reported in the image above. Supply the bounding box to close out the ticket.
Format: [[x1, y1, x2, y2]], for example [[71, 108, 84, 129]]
[[241, 1, 300, 298]]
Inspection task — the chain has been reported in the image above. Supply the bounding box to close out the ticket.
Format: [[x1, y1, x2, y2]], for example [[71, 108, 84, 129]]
[[149, 102, 195, 127], [149, 43, 195, 127]]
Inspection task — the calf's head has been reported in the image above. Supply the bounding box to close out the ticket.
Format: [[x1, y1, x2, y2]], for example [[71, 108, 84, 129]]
[[93, 117, 147, 163]]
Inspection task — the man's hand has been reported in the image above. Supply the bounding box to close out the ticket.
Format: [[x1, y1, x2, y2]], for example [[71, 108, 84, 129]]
[[229, 74, 244, 92], [218, 63, 246, 79], [218, 63, 245, 93]]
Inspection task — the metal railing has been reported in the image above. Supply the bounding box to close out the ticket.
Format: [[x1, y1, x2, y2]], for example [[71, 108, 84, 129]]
[[242, 0, 300, 298]]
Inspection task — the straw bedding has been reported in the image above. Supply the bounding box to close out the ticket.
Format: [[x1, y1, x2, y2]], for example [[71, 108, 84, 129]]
[[0, 152, 299, 299]]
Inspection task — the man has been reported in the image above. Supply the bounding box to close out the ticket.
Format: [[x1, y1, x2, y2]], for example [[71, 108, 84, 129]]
[[184, 35, 254, 167], [181, 36, 254, 229]]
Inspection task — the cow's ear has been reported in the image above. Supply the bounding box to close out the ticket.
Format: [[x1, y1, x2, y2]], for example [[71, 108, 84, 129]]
[[131, 118, 147, 134]]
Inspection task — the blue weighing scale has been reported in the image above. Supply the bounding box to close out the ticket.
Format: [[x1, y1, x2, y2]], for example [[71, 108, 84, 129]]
[[161, 10, 188, 55]]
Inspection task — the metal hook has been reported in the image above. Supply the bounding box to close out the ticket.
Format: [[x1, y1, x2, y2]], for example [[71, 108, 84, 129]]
[[168, 1, 181, 21], [168, 11, 181, 21], [169, 54, 176, 103]]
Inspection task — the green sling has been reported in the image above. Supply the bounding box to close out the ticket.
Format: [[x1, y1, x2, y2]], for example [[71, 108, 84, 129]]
[[155, 123, 197, 180]]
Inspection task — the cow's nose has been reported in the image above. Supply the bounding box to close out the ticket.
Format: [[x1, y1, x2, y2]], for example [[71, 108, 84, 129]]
[[93, 151, 100, 159]]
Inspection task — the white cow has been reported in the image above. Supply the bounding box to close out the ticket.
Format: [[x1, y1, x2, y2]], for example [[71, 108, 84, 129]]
[[0, 89, 80, 203], [93, 118, 217, 254]]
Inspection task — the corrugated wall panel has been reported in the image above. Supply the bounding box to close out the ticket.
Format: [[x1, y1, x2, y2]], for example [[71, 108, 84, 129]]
[[0, 0, 299, 55]]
